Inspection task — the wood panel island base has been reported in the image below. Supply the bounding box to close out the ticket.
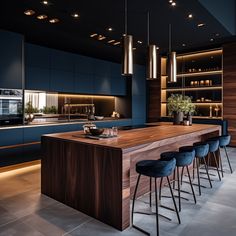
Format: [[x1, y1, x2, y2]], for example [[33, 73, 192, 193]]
[[41, 123, 220, 231]]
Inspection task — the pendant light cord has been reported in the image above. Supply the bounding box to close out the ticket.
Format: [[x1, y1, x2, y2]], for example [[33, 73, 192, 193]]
[[147, 11, 150, 45], [125, 0, 127, 34], [169, 23, 171, 53]]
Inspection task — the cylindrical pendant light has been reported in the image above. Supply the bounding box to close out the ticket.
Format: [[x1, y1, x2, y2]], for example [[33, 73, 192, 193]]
[[122, 34, 133, 76], [167, 24, 177, 82], [146, 12, 157, 80], [167, 51, 177, 83], [122, 0, 133, 76], [147, 45, 157, 80]]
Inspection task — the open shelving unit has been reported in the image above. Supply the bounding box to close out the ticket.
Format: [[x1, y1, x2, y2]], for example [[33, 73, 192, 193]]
[[161, 48, 223, 119]]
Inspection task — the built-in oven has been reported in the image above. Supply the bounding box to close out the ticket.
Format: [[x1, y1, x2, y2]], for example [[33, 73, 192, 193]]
[[0, 89, 23, 126]]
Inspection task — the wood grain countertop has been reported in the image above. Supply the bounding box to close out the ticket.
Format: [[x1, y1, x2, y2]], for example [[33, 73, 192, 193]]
[[42, 123, 221, 152]]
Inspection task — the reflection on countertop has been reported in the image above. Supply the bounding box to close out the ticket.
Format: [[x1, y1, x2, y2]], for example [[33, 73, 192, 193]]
[[0, 117, 132, 130]]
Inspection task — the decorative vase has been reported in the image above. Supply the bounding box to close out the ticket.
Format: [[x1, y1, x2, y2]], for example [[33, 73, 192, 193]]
[[173, 112, 183, 125], [187, 113, 193, 126]]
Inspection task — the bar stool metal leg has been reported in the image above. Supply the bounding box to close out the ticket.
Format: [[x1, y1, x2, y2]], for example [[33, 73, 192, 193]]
[[177, 167, 181, 212], [224, 146, 233, 173], [180, 166, 184, 185], [149, 177, 152, 207], [196, 158, 201, 196], [173, 169, 176, 189], [132, 174, 141, 225], [218, 149, 224, 178], [212, 152, 221, 181], [186, 166, 197, 204], [203, 157, 212, 188], [159, 177, 163, 201], [166, 176, 181, 224], [155, 178, 159, 236]]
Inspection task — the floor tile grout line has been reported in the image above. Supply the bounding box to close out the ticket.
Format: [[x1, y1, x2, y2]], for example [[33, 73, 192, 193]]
[[62, 217, 94, 236]]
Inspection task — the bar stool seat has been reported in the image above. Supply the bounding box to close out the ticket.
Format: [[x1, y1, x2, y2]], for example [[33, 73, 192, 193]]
[[132, 158, 180, 236], [136, 159, 175, 178]]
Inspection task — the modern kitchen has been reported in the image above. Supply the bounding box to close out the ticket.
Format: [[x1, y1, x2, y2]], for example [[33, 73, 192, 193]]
[[0, 1, 236, 236]]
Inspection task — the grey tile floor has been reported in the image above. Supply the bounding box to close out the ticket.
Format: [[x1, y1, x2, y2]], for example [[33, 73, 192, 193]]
[[0, 148, 236, 236]]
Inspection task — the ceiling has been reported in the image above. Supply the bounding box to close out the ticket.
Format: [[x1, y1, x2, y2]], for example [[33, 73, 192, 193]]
[[0, 0, 235, 64]]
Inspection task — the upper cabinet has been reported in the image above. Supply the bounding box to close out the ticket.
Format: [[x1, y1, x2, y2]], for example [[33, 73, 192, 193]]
[[24, 43, 127, 96], [0, 30, 23, 89]]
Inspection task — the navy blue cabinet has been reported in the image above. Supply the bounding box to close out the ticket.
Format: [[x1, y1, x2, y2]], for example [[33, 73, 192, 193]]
[[0, 128, 23, 147], [0, 30, 23, 89], [25, 67, 50, 91], [25, 44, 51, 90], [25, 44, 50, 68], [74, 73, 93, 94], [93, 75, 111, 95], [50, 69, 74, 93]]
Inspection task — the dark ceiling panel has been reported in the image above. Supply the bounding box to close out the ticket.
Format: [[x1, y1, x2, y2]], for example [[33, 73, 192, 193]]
[[0, 0, 234, 64]]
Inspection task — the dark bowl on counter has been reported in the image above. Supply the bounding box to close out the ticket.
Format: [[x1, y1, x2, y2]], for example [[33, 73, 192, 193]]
[[89, 128, 104, 136]]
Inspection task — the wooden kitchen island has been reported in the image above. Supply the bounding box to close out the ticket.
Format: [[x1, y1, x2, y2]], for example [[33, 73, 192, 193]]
[[41, 123, 221, 231]]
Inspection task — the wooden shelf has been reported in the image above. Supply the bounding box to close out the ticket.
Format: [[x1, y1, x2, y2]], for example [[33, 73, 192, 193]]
[[162, 86, 222, 92], [177, 70, 222, 78], [161, 115, 223, 120], [161, 102, 222, 105]]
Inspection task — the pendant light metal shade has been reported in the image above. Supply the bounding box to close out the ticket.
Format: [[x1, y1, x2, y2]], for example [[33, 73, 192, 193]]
[[167, 51, 177, 83], [122, 34, 133, 76], [147, 45, 157, 80]]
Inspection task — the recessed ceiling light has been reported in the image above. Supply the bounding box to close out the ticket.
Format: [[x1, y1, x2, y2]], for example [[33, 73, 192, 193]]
[[171, 2, 176, 6], [137, 40, 143, 44], [37, 15, 48, 20], [107, 27, 113, 31], [210, 38, 214, 42], [156, 46, 159, 49], [197, 23, 205, 27], [71, 13, 79, 18], [113, 41, 121, 45], [169, 0, 173, 3], [108, 39, 115, 43], [98, 35, 106, 40], [24, 10, 35, 16], [182, 43, 186, 47], [90, 33, 98, 38], [42, 1, 49, 5], [188, 14, 193, 18], [49, 18, 59, 24]]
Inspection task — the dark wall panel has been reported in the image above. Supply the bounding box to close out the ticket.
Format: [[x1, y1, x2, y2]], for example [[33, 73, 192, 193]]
[[0, 30, 23, 89]]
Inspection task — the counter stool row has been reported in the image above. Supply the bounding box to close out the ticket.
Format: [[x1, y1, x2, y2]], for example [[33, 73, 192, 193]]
[[132, 134, 232, 236]]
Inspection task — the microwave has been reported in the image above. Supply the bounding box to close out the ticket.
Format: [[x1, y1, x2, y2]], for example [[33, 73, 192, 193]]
[[0, 89, 23, 125]]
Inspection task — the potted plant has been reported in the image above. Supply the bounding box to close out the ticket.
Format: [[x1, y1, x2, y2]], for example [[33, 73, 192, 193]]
[[167, 94, 195, 125], [25, 101, 39, 123]]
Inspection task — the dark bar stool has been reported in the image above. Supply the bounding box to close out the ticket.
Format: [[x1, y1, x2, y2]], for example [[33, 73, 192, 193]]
[[207, 134, 232, 176], [206, 139, 221, 181], [180, 143, 211, 196], [132, 158, 180, 236], [159, 149, 196, 212]]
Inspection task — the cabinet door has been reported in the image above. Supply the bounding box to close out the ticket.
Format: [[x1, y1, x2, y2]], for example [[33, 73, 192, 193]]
[[0, 30, 23, 89], [50, 69, 74, 93], [74, 73, 93, 94], [93, 75, 111, 95], [25, 66, 50, 91], [25, 43, 50, 68], [111, 75, 126, 95]]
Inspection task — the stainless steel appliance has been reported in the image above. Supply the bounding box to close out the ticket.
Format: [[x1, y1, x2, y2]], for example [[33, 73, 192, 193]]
[[0, 89, 23, 125]]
